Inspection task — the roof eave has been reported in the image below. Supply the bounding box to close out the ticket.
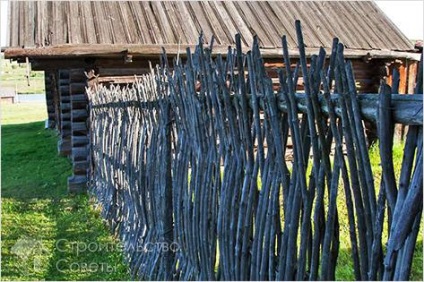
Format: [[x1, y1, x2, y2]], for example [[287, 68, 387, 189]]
[[3, 44, 422, 62]]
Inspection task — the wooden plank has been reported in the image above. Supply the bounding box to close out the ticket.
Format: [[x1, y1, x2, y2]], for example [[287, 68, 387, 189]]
[[249, 1, 283, 47], [68, 2, 82, 44], [40, 1, 50, 46], [18, 2, 25, 46], [141, 1, 164, 44], [256, 1, 291, 45], [151, 1, 175, 43], [45, 1, 54, 46], [106, 2, 127, 44], [311, 1, 356, 48], [233, 1, 274, 47], [63, 2, 71, 44], [91, 2, 110, 44], [399, 62, 407, 94], [407, 61, 418, 94], [265, 1, 298, 47], [96, 67, 150, 76], [356, 1, 393, 49], [117, 2, 138, 44], [53, 2, 67, 45], [222, 1, 253, 46], [211, 1, 239, 45], [283, 2, 319, 48], [334, 2, 375, 49], [8, 2, 18, 46], [24, 1, 32, 45], [173, 2, 199, 44], [187, 2, 216, 44], [304, 2, 335, 47], [128, 2, 150, 44], [162, 1, 187, 44], [299, 1, 335, 47], [95, 76, 139, 85], [101, 2, 119, 44], [345, 2, 382, 49], [80, 2, 96, 44], [199, 1, 229, 45], [34, 1, 42, 46], [30, 57, 157, 71], [5, 44, 421, 61]]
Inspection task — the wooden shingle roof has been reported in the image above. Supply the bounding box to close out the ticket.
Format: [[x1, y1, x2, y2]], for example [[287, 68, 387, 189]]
[[5, 1, 416, 59]]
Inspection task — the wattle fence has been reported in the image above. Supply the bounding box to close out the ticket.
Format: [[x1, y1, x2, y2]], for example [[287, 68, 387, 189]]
[[86, 22, 423, 280]]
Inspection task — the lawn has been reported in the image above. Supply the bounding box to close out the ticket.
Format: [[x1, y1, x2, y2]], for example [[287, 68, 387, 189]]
[[0, 56, 45, 94], [1, 102, 131, 280], [0, 102, 422, 281], [335, 142, 423, 280]]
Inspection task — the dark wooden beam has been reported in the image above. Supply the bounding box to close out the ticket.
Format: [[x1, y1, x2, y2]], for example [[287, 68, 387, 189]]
[[92, 76, 141, 85], [90, 92, 423, 126], [29, 57, 159, 71], [276, 93, 423, 126], [5, 44, 421, 62]]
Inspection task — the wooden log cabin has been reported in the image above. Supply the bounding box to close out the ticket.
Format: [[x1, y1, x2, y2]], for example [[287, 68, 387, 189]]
[[3, 1, 420, 192]]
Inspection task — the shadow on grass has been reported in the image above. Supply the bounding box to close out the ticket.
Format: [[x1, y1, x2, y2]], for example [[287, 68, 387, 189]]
[[1, 122, 130, 280], [2, 122, 421, 280], [1, 122, 70, 198]]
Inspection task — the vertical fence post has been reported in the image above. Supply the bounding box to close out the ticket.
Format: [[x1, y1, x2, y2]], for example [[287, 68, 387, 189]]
[[85, 33, 423, 281], [163, 101, 174, 279]]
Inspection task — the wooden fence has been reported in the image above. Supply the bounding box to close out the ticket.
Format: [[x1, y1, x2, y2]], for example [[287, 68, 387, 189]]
[[86, 22, 423, 280]]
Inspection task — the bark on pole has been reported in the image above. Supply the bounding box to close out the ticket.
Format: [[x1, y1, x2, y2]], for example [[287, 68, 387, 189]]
[[84, 28, 423, 280]]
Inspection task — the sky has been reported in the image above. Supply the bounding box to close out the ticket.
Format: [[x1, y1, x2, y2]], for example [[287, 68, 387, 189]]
[[375, 0, 423, 40], [0, 0, 423, 47]]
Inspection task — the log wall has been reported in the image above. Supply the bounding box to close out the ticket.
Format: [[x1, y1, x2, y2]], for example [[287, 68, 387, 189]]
[[68, 69, 89, 193], [57, 70, 71, 156], [44, 71, 56, 128]]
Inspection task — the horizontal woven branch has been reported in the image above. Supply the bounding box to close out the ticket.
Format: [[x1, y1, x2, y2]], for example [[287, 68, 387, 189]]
[[86, 22, 423, 281]]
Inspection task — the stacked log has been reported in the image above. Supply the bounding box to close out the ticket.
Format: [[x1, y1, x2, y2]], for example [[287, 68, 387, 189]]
[[57, 70, 71, 156], [44, 71, 56, 128], [68, 69, 89, 193], [51, 72, 61, 131]]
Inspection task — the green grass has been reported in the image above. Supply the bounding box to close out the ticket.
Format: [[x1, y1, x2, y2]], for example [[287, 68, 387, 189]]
[[1, 102, 421, 280], [1, 102, 131, 280], [0, 57, 45, 94], [1, 102, 48, 125], [334, 142, 423, 281]]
